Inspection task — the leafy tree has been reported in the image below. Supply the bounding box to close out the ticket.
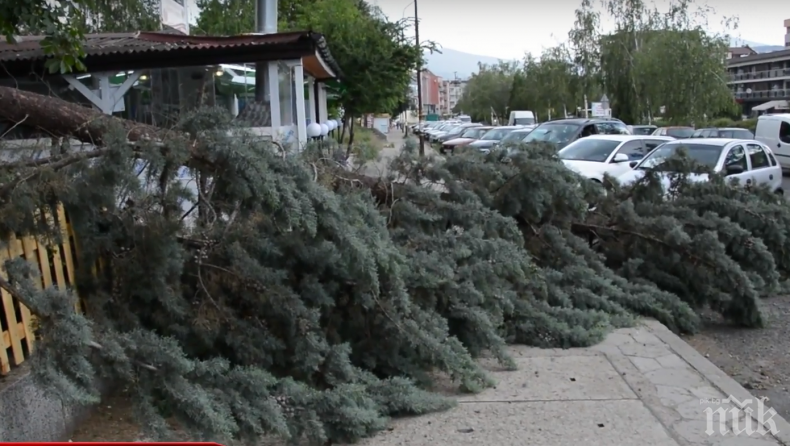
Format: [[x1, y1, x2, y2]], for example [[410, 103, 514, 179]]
[[456, 0, 736, 125], [453, 61, 518, 123], [569, 0, 736, 124]]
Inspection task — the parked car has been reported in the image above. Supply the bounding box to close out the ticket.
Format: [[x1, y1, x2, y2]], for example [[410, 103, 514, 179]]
[[468, 126, 522, 153], [522, 118, 630, 149], [627, 125, 658, 136], [558, 135, 674, 182], [615, 138, 783, 194], [494, 126, 537, 149], [650, 126, 695, 139], [425, 123, 457, 140], [441, 126, 493, 154], [437, 123, 482, 143], [690, 127, 754, 139], [755, 114, 790, 171]]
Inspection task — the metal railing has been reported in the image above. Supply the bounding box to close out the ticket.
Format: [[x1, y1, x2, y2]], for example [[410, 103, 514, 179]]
[[733, 89, 790, 99], [728, 68, 790, 82]]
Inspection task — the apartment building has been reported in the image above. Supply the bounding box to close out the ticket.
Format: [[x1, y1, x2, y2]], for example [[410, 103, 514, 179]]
[[438, 78, 468, 116], [726, 19, 790, 113], [417, 69, 441, 115]]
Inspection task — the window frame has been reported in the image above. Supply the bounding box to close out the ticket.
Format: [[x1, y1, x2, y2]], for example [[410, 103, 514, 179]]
[[746, 143, 771, 169], [724, 144, 749, 172]]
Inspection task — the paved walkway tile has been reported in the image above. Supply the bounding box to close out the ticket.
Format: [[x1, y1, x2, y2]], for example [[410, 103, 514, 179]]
[[361, 401, 678, 446], [352, 320, 790, 446]]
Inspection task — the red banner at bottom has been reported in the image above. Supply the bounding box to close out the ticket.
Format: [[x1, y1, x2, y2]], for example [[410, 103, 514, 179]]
[[4, 443, 225, 446]]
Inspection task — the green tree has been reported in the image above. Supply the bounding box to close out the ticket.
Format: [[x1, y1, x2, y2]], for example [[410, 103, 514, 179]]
[[569, 0, 736, 124], [453, 61, 518, 123]]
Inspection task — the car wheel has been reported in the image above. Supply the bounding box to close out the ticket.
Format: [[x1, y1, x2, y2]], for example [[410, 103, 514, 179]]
[[775, 188, 784, 196]]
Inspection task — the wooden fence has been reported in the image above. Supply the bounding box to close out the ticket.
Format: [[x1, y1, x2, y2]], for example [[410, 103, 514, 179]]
[[0, 206, 79, 375]]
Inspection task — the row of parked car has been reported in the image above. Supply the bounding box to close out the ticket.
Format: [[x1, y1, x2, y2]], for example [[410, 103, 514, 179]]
[[413, 114, 790, 195]]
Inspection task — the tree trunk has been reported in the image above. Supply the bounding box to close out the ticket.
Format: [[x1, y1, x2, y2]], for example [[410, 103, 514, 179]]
[[0, 86, 165, 145], [345, 116, 356, 157], [339, 116, 348, 143]]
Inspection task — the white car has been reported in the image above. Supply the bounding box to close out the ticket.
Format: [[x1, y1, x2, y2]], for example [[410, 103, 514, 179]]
[[559, 135, 674, 182], [615, 138, 783, 194]]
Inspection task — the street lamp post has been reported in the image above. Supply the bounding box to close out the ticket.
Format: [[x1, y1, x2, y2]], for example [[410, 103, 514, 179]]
[[414, 0, 425, 156]]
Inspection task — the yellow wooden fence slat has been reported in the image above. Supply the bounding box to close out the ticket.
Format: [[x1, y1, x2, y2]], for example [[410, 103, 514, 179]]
[[0, 242, 11, 375], [0, 238, 25, 366], [56, 205, 80, 312], [34, 237, 54, 290], [16, 237, 37, 353], [56, 206, 76, 286]]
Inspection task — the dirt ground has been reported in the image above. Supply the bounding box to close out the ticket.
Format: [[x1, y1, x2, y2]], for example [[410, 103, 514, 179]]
[[684, 294, 790, 420]]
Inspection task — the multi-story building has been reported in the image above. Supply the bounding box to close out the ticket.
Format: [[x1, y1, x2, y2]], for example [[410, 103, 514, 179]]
[[417, 69, 441, 115], [438, 78, 467, 116], [726, 19, 790, 113]]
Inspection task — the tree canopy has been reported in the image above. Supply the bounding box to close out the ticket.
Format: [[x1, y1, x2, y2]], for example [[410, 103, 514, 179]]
[[455, 0, 738, 124]]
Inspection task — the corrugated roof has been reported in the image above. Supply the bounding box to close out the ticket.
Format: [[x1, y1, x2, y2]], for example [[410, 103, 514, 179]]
[[0, 31, 312, 62], [0, 30, 342, 80]]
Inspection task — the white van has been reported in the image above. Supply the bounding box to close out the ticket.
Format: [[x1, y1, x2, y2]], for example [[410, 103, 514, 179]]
[[508, 110, 536, 126], [755, 114, 790, 170]]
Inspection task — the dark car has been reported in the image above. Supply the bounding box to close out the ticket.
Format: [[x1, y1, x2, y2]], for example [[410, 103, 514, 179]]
[[521, 118, 630, 149], [436, 123, 482, 143], [627, 125, 658, 135], [690, 127, 755, 139], [651, 126, 695, 139], [467, 126, 522, 153]]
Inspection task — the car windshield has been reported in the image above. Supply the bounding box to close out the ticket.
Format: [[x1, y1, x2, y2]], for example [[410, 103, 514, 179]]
[[636, 143, 722, 170], [665, 127, 695, 138], [523, 123, 580, 144], [461, 128, 487, 138], [558, 138, 622, 162], [719, 129, 754, 139], [447, 126, 468, 135], [632, 127, 656, 135], [481, 128, 515, 140], [501, 130, 531, 143], [513, 117, 536, 125]]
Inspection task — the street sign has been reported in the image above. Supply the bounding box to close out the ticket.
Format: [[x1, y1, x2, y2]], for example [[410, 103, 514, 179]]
[[591, 102, 607, 117]]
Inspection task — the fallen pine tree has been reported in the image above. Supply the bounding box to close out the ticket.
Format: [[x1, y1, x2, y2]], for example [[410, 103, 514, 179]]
[[1, 86, 789, 443]]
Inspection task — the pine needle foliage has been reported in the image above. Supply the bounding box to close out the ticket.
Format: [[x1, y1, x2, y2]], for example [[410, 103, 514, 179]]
[[2, 108, 789, 444]]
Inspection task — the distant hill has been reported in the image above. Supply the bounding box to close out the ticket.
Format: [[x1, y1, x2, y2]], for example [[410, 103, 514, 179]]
[[752, 45, 786, 53], [425, 48, 514, 80], [729, 38, 785, 53]]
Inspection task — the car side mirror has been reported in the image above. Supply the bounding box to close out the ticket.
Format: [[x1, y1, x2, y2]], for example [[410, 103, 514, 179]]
[[612, 153, 630, 163], [629, 161, 639, 168], [726, 164, 744, 175]]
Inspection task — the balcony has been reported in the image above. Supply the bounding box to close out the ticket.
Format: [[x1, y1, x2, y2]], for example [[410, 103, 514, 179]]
[[729, 68, 790, 82], [733, 89, 790, 100]]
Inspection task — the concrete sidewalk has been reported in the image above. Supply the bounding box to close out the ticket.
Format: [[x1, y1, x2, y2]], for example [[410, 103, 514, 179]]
[[355, 320, 790, 446]]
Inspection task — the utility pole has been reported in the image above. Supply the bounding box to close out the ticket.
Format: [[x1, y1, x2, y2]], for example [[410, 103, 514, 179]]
[[414, 0, 425, 156], [254, 0, 277, 101]]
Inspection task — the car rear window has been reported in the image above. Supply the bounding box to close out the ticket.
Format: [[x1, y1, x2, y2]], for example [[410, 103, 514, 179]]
[[666, 128, 695, 138]]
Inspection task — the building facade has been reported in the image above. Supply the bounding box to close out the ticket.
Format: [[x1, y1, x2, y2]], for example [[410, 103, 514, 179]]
[[438, 78, 467, 116], [419, 69, 441, 115], [726, 19, 790, 114]]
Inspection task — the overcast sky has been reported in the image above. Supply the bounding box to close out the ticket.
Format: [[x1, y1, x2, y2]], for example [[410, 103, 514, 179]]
[[372, 0, 790, 59]]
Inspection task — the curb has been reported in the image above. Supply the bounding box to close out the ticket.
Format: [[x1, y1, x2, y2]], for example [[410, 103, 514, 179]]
[[643, 319, 790, 445]]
